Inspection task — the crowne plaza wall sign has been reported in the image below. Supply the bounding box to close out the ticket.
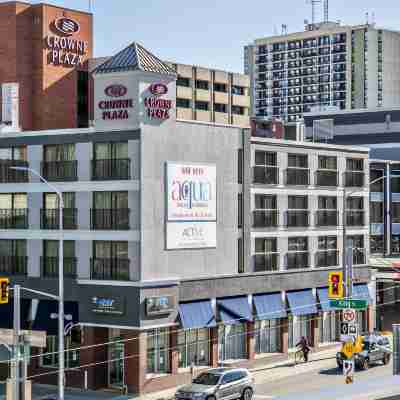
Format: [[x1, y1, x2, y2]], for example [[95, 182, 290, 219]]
[[98, 84, 134, 120], [144, 82, 172, 120]]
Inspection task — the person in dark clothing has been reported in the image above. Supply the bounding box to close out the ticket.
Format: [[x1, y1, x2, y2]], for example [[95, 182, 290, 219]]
[[296, 336, 310, 362]]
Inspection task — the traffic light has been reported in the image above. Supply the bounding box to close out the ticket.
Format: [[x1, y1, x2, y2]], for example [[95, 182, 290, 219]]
[[0, 278, 9, 304], [328, 272, 343, 299]]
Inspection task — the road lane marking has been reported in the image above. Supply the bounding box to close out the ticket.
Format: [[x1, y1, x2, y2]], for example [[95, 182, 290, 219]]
[[254, 395, 275, 399]]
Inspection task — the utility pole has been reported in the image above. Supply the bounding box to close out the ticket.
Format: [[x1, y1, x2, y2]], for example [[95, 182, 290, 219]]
[[13, 284, 21, 400], [394, 324, 400, 375]]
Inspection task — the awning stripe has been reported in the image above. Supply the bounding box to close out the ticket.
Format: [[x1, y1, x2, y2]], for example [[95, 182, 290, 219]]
[[178, 300, 216, 329], [217, 296, 253, 325], [253, 293, 287, 320], [317, 288, 335, 312], [287, 290, 318, 316]]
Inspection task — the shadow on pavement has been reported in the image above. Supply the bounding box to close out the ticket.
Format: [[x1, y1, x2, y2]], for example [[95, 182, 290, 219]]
[[319, 367, 341, 376], [251, 356, 336, 373]]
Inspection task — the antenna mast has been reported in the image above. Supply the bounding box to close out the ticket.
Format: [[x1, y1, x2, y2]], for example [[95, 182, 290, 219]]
[[324, 0, 329, 22], [307, 0, 322, 26]]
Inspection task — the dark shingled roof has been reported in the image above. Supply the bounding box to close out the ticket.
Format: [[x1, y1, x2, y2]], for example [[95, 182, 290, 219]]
[[94, 42, 176, 75]]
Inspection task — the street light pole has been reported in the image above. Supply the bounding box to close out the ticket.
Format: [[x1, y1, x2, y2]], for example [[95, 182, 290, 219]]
[[10, 166, 65, 400]]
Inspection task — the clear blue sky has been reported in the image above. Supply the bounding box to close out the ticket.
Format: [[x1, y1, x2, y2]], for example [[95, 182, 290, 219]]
[[37, 0, 400, 72]]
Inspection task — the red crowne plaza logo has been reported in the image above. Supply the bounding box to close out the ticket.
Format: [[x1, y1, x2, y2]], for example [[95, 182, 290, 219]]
[[54, 17, 80, 36], [149, 82, 168, 96], [105, 84, 128, 98]]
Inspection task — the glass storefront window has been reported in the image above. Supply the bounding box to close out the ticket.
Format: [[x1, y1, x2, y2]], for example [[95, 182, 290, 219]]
[[288, 315, 312, 349], [255, 320, 281, 354], [218, 324, 246, 361], [177, 328, 209, 368], [357, 311, 368, 335], [319, 312, 339, 344], [147, 328, 169, 374]]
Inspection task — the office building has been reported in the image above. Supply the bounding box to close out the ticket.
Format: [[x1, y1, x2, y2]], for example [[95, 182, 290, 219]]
[[246, 22, 400, 122]]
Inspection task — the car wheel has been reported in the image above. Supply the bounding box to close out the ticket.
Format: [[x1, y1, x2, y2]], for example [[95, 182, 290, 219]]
[[242, 388, 253, 400], [362, 358, 369, 370], [383, 354, 391, 365]]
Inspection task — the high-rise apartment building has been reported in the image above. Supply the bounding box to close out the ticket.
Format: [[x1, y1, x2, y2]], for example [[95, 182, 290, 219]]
[[246, 22, 400, 122]]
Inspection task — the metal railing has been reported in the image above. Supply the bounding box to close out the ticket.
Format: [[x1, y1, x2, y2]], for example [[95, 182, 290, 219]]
[[90, 209, 130, 230], [315, 250, 339, 268], [92, 159, 131, 180], [41, 209, 77, 230], [345, 171, 365, 187], [286, 251, 309, 269], [315, 170, 338, 187], [286, 210, 309, 227], [346, 210, 365, 226], [0, 209, 29, 229], [253, 166, 279, 185], [286, 168, 310, 186], [0, 256, 27, 275], [254, 253, 279, 272], [90, 258, 130, 281], [41, 160, 78, 182], [316, 210, 338, 227], [0, 160, 29, 183], [253, 210, 278, 228], [41, 257, 77, 278]]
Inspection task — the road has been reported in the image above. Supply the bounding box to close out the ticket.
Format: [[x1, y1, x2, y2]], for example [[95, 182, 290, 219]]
[[253, 355, 400, 400]]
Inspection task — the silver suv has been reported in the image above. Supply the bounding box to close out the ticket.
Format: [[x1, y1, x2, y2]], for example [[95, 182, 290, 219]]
[[175, 368, 254, 400]]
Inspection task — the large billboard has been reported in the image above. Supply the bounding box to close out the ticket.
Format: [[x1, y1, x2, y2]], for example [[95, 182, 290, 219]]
[[166, 163, 216, 249]]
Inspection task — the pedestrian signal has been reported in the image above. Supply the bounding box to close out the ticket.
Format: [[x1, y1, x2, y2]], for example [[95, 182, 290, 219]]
[[328, 272, 343, 299]]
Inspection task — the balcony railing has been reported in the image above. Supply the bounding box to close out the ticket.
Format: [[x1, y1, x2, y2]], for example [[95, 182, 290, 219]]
[[254, 253, 279, 272], [41, 257, 77, 278], [253, 210, 278, 228], [92, 159, 131, 181], [346, 210, 365, 226], [315, 250, 339, 268], [316, 210, 338, 227], [91, 258, 130, 281], [253, 166, 279, 185], [286, 251, 309, 269], [0, 160, 29, 183], [0, 256, 27, 275], [286, 210, 309, 227], [0, 209, 28, 229], [41, 209, 77, 230], [286, 168, 310, 185], [352, 248, 366, 265], [41, 161, 78, 182], [91, 209, 130, 230], [315, 170, 338, 187], [345, 171, 365, 187]]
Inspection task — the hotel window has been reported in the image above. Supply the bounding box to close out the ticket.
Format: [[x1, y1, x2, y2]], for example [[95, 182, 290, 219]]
[[177, 76, 191, 87], [0, 146, 27, 161], [147, 328, 169, 374], [176, 98, 191, 108], [44, 144, 75, 163], [94, 142, 128, 160], [232, 86, 245, 95], [42, 240, 76, 278], [195, 101, 209, 111], [195, 80, 209, 90], [213, 82, 227, 93], [214, 103, 227, 113], [0, 239, 27, 275], [0, 193, 28, 229], [218, 324, 246, 361], [232, 105, 245, 115], [177, 329, 209, 368], [92, 142, 130, 180]]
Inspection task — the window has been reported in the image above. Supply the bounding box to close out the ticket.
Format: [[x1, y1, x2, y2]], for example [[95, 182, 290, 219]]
[[92, 241, 129, 280], [176, 98, 191, 108], [177, 329, 209, 368], [43, 193, 76, 230], [0, 193, 27, 210], [196, 80, 209, 90], [255, 194, 276, 210], [213, 82, 227, 93], [288, 154, 307, 168], [43, 240, 75, 260], [0, 146, 27, 161], [218, 324, 246, 361], [42, 240, 76, 277], [346, 158, 363, 171], [177, 76, 191, 87], [44, 144, 75, 162], [319, 312, 339, 344], [232, 105, 245, 115], [0, 239, 27, 275], [370, 235, 384, 254], [318, 155, 337, 170], [255, 237, 277, 254], [255, 319, 281, 354], [195, 101, 209, 111], [318, 236, 337, 250], [147, 328, 169, 374], [288, 195, 307, 209], [370, 202, 383, 223], [238, 238, 244, 273], [393, 203, 400, 223], [232, 86, 245, 95], [288, 237, 307, 252], [44, 192, 75, 210], [94, 142, 128, 160], [318, 196, 337, 210], [214, 103, 227, 113], [93, 191, 128, 210], [255, 151, 277, 166], [347, 197, 363, 210]]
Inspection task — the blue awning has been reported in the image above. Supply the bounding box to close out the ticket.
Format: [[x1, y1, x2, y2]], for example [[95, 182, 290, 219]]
[[33, 300, 79, 335], [287, 290, 318, 316], [0, 299, 31, 330], [217, 296, 253, 325], [317, 288, 335, 312], [179, 300, 216, 329], [253, 293, 287, 320], [353, 284, 372, 304]]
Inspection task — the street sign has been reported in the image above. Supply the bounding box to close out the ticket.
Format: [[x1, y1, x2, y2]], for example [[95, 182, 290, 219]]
[[329, 299, 367, 310], [0, 329, 46, 348], [348, 323, 358, 336], [343, 308, 356, 323], [343, 359, 354, 384], [342, 341, 355, 359], [341, 322, 349, 335]]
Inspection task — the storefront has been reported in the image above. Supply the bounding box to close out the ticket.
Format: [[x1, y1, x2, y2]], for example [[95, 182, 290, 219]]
[[317, 287, 341, 345]]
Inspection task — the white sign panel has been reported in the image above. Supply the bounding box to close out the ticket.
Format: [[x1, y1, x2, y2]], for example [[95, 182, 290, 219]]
[[166, 163, 216, 221], [343, 308, 356, 323], [2, 83, 19, 127], [166, 222, 216, 250]]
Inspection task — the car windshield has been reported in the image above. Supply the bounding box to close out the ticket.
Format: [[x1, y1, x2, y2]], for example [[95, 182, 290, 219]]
[[193, 372, 220, 386]]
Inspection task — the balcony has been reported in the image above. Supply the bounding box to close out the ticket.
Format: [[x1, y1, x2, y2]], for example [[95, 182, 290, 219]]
[[41, 257, 77, 278], [253, 210, 278, 228], [345, 171, 364, 187], [41, 161, 78, 182], [346, 211, 365, 227], [253, 166, 279, 185], [353, 249, 366, 265], [41, 209, 77, 230], [91, 209, 130, 230], [315, 250, 339, 268], [0, 209, 28, 229], [0, 256, 27, 275], [92, 159, 131, 181], [286, 210, 309, 227], [315, 170, 338, 187], [91, 258, 130, 281], [254, 253, 279, 272], [285, 168, 310, 185], [316, 210, 338, 227], [0, 160, 29, 183], [286, 252, 309, 269]]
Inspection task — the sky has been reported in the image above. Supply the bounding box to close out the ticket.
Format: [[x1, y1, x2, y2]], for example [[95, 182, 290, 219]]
[[30, 0, 400, 73]]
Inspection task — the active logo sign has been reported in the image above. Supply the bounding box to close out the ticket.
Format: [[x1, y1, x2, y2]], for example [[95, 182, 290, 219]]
[[145, 82, 172, 120], [54, 17, 80, 36], [99, 84, 134, 120]]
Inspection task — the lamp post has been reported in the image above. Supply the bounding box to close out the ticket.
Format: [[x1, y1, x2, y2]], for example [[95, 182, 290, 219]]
[[10, 166, 65, 400]]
